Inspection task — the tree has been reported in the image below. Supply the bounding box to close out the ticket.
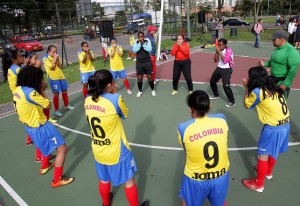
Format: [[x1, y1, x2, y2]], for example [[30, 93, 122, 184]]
[[217, 0, 225, 19]]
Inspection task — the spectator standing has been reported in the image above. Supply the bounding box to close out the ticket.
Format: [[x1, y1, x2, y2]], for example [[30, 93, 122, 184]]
[[258, 30, 300, 98], [216, 19, 224, 39], [287, 18, 297, 45], [294, 20, 300, 49], [253, 19, 264, 48]]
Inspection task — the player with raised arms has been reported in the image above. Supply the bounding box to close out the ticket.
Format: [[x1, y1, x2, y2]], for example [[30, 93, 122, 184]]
[[78, 41, 95, 98], [178, 90, 230, 206], [13, 66, 74, 187], [84, 69, 150, 206], [242, 66, 290, 192], [43, 45, 74, 117]]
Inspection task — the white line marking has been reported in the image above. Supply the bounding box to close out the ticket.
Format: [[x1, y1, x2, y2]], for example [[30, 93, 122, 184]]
[[53, 123, 300, 151], [0, 176, 28, 206]]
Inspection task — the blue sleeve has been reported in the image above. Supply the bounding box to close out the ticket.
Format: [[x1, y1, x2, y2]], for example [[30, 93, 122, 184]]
[[132, 41, 141, 53], [104, 93, 127, 119], [23, 87, 36, 104], [178, 119, 195, 151], [142, 39, 152, 53], [207, 113, 227, 121]]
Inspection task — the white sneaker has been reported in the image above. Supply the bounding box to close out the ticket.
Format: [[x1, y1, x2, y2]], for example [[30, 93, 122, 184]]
[[133, 58, 136, 61], [136, 91, 143, 97], [171, 90, 178, 96], [127, 90, 133, 95], [151, 90, 156, 97], [154, 79, 159, 85], [126, 57, 131, 60]]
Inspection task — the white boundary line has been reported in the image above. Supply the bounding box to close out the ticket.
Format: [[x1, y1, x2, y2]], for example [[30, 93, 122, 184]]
[[52, 122, 300, 151], [0, 176, 28, 206]]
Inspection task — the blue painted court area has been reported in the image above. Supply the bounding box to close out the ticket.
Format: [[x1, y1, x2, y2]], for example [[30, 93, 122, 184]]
[[1, 79, 300, 206]]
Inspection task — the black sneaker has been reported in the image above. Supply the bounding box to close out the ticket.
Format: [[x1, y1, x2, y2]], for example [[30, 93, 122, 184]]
[[140, 199, 150, 206], [209, 95, 219, 100], [102, 192, 114, 206], [225, 102, 235, 107]]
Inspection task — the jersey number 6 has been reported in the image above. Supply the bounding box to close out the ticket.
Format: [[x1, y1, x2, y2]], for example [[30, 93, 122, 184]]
[[86, 115, 106, 138]]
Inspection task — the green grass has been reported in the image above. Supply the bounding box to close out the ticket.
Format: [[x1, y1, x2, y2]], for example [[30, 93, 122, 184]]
[[0, 51, 134, 105]]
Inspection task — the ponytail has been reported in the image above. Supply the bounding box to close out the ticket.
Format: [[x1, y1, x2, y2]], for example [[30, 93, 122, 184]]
[[87, 69, 113, 102]]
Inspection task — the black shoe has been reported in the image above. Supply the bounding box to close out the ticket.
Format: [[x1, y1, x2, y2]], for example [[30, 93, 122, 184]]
[[140, 199, 150, 206], [103, 192, 114, 206]]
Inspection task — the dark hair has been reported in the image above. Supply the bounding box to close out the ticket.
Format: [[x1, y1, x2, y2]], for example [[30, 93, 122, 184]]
[[25, 51, 37, 59], [258, 18, 262, 23], [16, 66, 44, 94], [177, 34, 185, 41], [110, 37, 117, 43], [81, 41, 88, 47], [127, 31, 132, 35], [88, 69, 113, 102], [2, 50, 19, 81], [247, 66, 284, 99], [137, 31, 144, 37], [218, 38, 227, 45], [47, 45, 56, 53], [186, 90, 210, 117]]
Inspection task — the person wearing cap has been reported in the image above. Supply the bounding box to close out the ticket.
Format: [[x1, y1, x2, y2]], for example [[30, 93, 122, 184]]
[[253, 19, 264, 48], [145, 25, 159, 85], [258, 30, 300, 98]]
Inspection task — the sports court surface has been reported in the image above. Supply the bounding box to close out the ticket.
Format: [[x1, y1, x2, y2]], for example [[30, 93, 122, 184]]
[[1, 42, 300, 206]]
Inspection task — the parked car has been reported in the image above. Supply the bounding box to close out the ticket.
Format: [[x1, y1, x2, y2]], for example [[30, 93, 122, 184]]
[[13, 36, 43, 52], [223, 18, 250, 26], [0, 36, 14, 57]]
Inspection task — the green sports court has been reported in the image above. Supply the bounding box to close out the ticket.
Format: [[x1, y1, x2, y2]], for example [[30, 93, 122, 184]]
[[1, 42, 300, 206]]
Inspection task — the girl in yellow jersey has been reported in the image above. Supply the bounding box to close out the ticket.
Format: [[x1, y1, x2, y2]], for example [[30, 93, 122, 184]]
[[25, 51, 57, 124], [43, 45, 74, 117], [3, 50, 36, 146], [178, 90, 229, 206], [14, 66, 74, 188], [85, 69, 150, 206], [242, 66, 290, 192], [78, 42, 95, 98]]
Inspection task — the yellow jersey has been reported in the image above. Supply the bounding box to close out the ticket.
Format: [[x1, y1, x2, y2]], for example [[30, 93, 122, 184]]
[[78, 50, 95, 73], [108, 45, 124, 71], [178, 114, 230, 181], [7, 64, 22, 92], [129, 35, 135, 46], [84, 93, 131, 165], [43, 54, 65, 80], [245, 88, 290, 126], [13, 86, 50, 128]]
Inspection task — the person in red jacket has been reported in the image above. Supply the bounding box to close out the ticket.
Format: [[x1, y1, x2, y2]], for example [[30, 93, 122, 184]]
[[170, 34, 193, 95]]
